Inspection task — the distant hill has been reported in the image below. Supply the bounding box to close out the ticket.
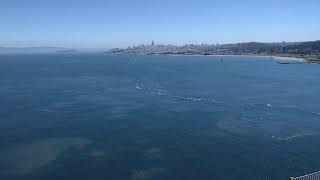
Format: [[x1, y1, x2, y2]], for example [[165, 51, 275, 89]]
[[0, 47, 106, 54], [219, 42, 301, 52], [0, 47, 69, 54], [224, 41, 320, 53], [286, 40, 320, 51]]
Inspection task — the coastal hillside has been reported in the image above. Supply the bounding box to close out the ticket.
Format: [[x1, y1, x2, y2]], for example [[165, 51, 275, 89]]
[[110, 40, 320, 62]]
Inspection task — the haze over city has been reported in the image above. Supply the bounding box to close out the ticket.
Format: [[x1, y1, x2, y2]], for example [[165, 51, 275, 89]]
[[1, 0, 320, 48]]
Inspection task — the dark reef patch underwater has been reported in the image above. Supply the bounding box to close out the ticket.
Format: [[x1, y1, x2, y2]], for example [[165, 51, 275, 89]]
[[0, 54, 320, 180]]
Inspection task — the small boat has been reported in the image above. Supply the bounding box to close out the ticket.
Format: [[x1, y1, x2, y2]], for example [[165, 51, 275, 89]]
[[276, 62, 291, 64], [276, 61, 303, 64]]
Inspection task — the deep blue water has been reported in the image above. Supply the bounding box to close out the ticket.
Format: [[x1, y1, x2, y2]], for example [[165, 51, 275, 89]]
[[0, 54, 320, 180]]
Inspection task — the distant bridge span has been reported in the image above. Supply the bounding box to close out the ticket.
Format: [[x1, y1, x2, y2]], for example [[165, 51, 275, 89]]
[[290, 171, 320, 180]]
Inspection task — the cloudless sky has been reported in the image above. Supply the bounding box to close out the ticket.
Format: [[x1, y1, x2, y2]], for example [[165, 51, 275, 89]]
[[1, 0, 320, 48]]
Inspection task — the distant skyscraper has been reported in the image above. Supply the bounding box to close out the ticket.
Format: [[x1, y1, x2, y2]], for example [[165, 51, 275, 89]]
[[151, 40, 155, 46]]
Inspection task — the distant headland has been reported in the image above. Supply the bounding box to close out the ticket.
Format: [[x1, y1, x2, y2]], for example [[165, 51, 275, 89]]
[[109, 40, 320, 63]]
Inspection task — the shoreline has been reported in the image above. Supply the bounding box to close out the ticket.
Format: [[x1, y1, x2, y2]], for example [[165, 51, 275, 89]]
[[110, 51, 318, 63], [270, 56, 306, 62], [151, 53, 307, 62]]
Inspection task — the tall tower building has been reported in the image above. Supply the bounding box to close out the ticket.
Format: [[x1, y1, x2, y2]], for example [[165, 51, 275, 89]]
[[151, 40, 155, 46]]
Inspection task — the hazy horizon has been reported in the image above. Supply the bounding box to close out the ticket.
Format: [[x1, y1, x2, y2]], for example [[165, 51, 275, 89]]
[[0, 39, 320, 50], [1, 0, 320, 48]]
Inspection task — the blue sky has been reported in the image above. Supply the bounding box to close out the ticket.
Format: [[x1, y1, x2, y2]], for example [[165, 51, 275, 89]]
[[1, 0, 320, 48]]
